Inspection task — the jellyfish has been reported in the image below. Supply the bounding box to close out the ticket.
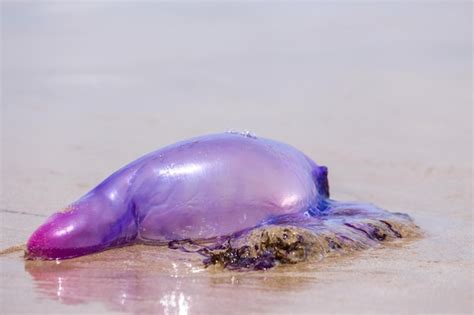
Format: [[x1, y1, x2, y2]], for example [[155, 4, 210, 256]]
[[26, 132, 419, 269]]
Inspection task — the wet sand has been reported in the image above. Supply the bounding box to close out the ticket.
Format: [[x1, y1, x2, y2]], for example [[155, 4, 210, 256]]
[[1, 2, 472, 314]]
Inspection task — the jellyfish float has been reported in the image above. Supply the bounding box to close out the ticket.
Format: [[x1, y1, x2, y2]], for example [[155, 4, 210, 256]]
[[26, 132, 419, 269]]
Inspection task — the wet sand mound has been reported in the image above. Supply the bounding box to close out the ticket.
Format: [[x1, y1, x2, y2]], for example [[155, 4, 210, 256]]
[[170, 206, 420, 270]]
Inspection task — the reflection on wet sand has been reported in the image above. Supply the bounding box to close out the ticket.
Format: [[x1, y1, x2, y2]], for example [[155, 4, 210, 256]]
[[25, 245, 317, 314]]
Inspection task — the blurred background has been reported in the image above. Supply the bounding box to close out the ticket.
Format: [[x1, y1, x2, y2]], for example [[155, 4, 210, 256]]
[[1, 2, 472, 314], [2, 2, 471, 212]]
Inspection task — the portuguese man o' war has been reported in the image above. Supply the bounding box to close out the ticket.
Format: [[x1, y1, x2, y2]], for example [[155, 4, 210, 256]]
[[26, 132, 419, 269]]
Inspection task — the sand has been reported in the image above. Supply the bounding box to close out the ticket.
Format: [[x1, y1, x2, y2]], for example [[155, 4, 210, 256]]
[[1, 2, 472, 314]]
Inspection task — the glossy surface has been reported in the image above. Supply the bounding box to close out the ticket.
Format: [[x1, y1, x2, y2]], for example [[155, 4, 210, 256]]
[[27, 133, 331, 259]]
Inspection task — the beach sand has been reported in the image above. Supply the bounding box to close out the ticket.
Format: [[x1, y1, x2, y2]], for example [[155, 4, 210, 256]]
[[1, 2, 472, 314]]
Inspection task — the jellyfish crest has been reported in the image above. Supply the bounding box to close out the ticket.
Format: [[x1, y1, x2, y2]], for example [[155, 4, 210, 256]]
[[315, 166, 330, 199]]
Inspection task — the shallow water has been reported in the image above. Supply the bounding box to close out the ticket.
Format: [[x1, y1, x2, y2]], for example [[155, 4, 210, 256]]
[[0, 214, 469, 314], [0, 238, 424, 314], [1, 2, 472, 314]]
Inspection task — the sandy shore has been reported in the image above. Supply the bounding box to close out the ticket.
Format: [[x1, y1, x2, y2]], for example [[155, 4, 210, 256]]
[[1, 2, 472, 314]]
